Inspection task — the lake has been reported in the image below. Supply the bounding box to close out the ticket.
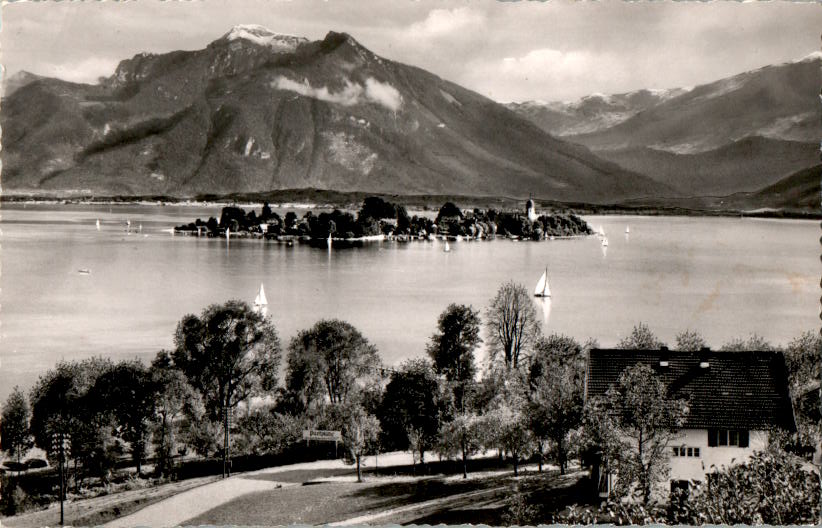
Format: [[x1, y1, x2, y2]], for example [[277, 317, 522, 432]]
[[1, 204, 817, 400]]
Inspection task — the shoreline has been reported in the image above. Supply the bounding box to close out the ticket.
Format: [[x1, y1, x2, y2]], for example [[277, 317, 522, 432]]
[[2, 198, 818, 221]]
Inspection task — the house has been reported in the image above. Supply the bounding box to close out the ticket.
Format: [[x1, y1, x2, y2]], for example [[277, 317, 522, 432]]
[[585, 348, 796, 496]]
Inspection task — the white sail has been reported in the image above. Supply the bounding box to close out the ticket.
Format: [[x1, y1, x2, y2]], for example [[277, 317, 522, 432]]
[[96, 219, 101, 230], [327, 234, 332, 248], [255, 283, 268, 306], [534, 268, 550, 297], [602, 236, 609, 247], [625, 226, 630, 234], [444, 240, 451, 252], [598, 226, 605, 237]]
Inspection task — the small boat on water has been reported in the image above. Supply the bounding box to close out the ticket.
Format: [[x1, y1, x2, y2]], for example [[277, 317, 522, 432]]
[[602, 237, 609, 247], [598, 226, 606, 237], [254, 283, 268, 308], [327, 234, 332, 248], [534, 267, 551, 298], [96, 219, 101, 230], [625, 226, 630, 234], [444, 240, 451, 252], [78, 268, 91, 275]]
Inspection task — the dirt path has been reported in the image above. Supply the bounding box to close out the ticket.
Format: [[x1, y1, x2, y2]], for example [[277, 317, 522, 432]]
[[103, 453, 416, 527], [1, 475, 219, 528]]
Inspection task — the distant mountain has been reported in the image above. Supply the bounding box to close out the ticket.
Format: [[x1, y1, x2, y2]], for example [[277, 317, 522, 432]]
[[1, 25, 666, 203], [506, 88, 690, 137], [2, 70, 44, 97], [509, 54, 821, 204]]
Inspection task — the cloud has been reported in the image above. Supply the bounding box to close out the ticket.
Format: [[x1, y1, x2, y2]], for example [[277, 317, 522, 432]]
[[272, 76, 402, 112], [465, 47, 629, 102], [405, 7, 486, 41], [39, 57, 121, 84]]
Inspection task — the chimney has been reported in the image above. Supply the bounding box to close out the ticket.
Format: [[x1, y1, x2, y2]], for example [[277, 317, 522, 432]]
[[659, 346, 670, 368]]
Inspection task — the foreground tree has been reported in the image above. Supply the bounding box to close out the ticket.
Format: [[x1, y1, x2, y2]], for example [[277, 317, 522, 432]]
[[485, 373, 534, 476], [173, 300, 282, 477], [437, 411, 484, 478], [486, 281, 540, 370], [587, 364, 688, 504], [87, 360, 157, 474], [149, 351, 202, 477], [29, 358, 116, 486], [285, 319, 381, 408], [617, 323, 666, 350], [527, 335, 586, 474], [1, 387, 33, 466], [426, 304, 481, 410], [329, 399, 381, 482], [378, 359, 445, 469]]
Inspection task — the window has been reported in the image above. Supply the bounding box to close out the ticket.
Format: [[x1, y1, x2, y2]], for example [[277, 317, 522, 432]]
[[672, 445, 701, 458], [708, 429, 749, 447]]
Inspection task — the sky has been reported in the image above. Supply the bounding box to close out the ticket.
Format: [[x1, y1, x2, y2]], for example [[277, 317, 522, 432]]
[[2, 0, 821, 102]]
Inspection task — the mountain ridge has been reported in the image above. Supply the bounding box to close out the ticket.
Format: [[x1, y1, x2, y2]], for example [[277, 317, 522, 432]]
[[1, 27, 669, 203], [507, 54, 820, 204]]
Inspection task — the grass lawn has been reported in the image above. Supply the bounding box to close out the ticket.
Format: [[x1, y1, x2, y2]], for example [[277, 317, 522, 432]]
[[185, 463, 593, 526]]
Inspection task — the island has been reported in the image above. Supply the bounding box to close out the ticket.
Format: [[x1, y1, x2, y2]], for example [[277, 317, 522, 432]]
[[174, 196, 593, 243]]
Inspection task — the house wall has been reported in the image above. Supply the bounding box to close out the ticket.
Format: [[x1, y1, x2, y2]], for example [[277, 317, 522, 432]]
[[667, 428, 768, 482]]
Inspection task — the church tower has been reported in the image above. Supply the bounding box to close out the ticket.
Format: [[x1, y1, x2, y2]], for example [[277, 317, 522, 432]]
[[526, 195, 538, 222]]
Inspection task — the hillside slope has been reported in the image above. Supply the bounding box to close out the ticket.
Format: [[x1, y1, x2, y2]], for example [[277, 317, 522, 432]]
[[1, 26, 666, 203], [508, 54, 821, 202]]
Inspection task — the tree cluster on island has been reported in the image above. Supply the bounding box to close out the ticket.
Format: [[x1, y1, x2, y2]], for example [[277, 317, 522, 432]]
[[174, 197, 593, 241], [1, 285, 818, 524]]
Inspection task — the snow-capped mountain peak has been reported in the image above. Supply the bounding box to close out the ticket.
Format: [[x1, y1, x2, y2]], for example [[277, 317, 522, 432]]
[[221, 24, 308, 52]]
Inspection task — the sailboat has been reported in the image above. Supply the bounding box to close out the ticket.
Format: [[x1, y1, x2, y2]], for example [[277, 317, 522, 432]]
[[534, 268, 551, 298], [625, 225, 630, 234], [254, 283, 268, 308], [327, 233, 333, 249], [598, 226, 605, 237], [95, 219, 101, 230], [602, 236, 609, 247], [444, 240, 451, 252]]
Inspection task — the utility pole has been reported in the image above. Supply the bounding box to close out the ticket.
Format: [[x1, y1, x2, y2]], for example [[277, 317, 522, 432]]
[[51, 431, 69, 526]]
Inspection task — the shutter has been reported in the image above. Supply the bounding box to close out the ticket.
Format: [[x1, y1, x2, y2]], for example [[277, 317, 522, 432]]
[[707, 429, 717, 447], [739, 430, 749, 448]]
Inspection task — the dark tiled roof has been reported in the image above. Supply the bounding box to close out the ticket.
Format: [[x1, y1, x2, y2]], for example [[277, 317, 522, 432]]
[[585, 349, 796, 431]]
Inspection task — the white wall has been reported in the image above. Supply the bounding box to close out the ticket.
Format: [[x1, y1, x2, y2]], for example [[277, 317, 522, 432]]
[[667, 428, 768, 482]]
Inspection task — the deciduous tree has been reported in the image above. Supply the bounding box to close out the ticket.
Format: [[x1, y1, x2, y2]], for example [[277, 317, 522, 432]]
[[587, 364, 688, 504], [285, 319, 380, 408], [1, 387, 33, 466], [426, 304, 481, 409], [674, 329, 707, 351], [617, 323, 666, 350], [173, 300, 282, 477], [486, 281, 540, 370], [527, 335, 586, 474], [377, 359, 445, 468]]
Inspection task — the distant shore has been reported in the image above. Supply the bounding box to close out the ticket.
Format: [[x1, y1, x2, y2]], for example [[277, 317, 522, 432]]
[[1, 193, 818, 220]]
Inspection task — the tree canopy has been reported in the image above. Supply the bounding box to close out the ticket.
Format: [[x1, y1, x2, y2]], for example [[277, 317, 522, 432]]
[[587, 363, 689, 504], [1, 387, 33, 464], [285, 319, 381, 408], [486, 281, 541, 370]]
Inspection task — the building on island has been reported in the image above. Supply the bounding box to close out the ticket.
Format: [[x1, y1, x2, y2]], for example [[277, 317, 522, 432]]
[[525, 196, 538, 222], [584, 348, 796, 497]]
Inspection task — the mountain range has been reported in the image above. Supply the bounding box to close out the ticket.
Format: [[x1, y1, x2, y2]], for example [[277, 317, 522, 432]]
[[507, 53, 820, 203], [2, 26, 817, 212], [0, 25, 665, 204]]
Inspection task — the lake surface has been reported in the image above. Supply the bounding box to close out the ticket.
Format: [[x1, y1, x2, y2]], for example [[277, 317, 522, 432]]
[[1, 204, 818, 400]]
